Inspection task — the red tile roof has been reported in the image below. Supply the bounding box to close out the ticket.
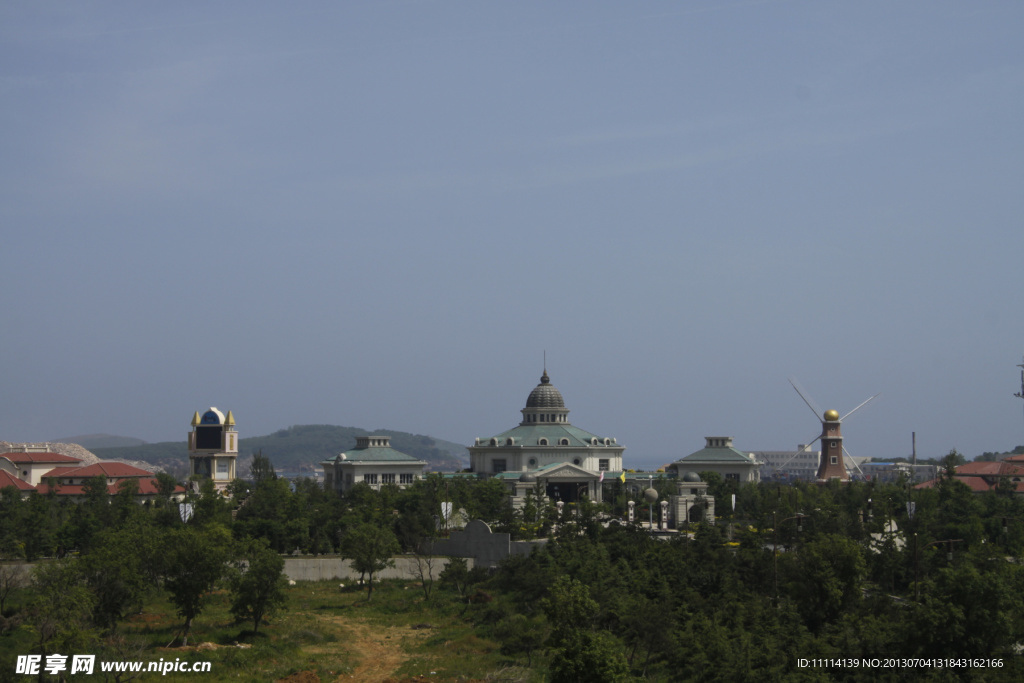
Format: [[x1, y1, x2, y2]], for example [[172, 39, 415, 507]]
[[35, 477, 183, 496], [0, 452, 81, 464], [42, 462, 154, 481], [0, 470, 35, 491], [916, 460, 1024, 493]]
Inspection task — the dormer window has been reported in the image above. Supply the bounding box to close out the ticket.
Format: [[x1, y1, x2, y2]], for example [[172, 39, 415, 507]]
[[538, 438, 548, 446], [559, 438, 569, 446]]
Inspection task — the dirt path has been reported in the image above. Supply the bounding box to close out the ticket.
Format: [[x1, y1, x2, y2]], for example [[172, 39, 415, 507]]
[[326, 617, 432, 683]]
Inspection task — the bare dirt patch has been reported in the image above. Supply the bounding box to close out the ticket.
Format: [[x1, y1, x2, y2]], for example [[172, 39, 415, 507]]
[[318, 616, 432, 683]]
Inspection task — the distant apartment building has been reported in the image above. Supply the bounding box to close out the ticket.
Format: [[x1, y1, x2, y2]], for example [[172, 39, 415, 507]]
[[753, 446, 821, 481]]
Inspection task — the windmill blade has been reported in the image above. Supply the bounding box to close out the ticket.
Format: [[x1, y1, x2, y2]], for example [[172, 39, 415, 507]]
[[772, 435, 822, 473], [840, 393, 880, 422], [790, 377, 824, 422], [843, 446, 866, 477]]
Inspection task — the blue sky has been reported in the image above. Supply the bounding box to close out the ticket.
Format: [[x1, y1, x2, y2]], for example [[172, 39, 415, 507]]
[[2, 2, 1023, 469]]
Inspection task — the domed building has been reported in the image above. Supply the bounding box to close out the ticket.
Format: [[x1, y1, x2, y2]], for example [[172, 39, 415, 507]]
[[669, 471, 716, 526], [468, 370, 624, 503]]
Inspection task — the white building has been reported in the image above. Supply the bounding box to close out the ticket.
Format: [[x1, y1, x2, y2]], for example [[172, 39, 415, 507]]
[[667, 437, 760, 484], [468, 370, 624, 503], [753, 446, 821, 481], [321, 435, 427, 494]]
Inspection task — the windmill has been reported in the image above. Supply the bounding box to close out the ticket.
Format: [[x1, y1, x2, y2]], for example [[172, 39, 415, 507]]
[[783, 378, 879, 482]]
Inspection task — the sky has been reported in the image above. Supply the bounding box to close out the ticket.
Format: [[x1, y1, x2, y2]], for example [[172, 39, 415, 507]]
[[2, 2, 1024, 469]]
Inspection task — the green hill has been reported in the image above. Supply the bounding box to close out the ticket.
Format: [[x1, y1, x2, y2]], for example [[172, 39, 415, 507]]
[[91, 424, 469, 477]]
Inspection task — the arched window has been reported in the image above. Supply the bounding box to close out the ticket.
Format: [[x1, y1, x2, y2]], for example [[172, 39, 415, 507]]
[[538, 438, 548, 446], [559, 438, 569, 446]]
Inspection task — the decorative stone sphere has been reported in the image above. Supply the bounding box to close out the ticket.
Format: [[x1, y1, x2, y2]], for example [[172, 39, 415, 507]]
[[682, 471, 702, 483], [519, 472, 537, 483], [643, 488, 659, 503], [824, 409, 840, 421]]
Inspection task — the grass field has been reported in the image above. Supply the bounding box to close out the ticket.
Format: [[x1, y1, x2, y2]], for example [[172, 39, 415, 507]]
[[0, 580, 542, 683]]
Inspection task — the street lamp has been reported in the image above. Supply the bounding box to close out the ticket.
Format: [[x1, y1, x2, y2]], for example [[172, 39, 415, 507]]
[[644, 488, 658, 529], [772, 511, 806, 606], [913, 535, 963, 600]]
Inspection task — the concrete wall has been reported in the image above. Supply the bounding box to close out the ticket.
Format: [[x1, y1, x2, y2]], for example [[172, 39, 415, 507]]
[[282, 555, 472, 582]]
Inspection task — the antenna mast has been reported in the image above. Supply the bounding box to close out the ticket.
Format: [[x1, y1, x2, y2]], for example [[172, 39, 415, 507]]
[[1015, 356, 1024, 422]]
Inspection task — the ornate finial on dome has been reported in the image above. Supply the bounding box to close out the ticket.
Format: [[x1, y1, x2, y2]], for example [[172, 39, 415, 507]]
[[541, 370, 550, 384]]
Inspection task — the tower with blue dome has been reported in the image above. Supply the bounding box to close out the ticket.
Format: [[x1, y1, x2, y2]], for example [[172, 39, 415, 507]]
[[188, 407, 238, 491]]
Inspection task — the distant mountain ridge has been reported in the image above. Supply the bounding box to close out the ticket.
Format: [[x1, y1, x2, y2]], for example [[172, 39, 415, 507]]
[[90, 424, 470, 476]]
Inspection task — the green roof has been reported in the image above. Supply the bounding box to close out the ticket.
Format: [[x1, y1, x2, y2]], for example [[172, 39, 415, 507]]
[[321, 446, 425, 465], [676, 446, 756, 465], [479, 424, 620, 448]]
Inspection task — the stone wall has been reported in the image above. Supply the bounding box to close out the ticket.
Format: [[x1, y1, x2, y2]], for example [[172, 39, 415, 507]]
[[427, 519, 544, 568]]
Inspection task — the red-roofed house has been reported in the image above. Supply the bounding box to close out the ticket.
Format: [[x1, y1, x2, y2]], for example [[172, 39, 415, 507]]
[[36, 462, 184, 501], [0, 448, 82, 486], [0, 470, 37, 499], [915, 458, 1024, 494]]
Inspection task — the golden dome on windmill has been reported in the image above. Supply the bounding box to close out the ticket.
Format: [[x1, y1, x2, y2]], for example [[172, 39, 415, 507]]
[[824, 409, 840, 421]]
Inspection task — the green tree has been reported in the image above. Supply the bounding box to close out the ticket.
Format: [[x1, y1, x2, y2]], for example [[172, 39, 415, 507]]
[[78, 526, 151, 632], [548, 630, 632, 683], [341, 524, 399, 601], [439, 557, 472, 599], [249, 450, 277, 486], [229, 539, 288, 634], [163, 525, 232, 645], [26, 560, 96, 658], [789, 533, 866, 631], [494, 613, 548, 667]]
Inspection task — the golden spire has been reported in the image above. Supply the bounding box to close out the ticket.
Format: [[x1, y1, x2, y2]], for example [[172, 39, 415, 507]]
[[225, 410, 235, 426], [191, 411, 201, 427]]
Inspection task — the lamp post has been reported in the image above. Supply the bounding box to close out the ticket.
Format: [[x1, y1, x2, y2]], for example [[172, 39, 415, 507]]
[[772, 511, 806, 606], [644, 488, 658, 529], [913, 536, 964, 601]]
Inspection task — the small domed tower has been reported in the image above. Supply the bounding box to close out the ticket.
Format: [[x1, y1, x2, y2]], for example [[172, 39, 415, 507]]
[[188, 407, 238, 491], [816, 409, 848, 481], [520, 370, 570, 425]]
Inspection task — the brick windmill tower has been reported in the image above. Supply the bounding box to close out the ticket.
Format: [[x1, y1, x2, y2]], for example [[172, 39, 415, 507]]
[[817, 409, 846, 481], [789, 379, 878, 483]]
